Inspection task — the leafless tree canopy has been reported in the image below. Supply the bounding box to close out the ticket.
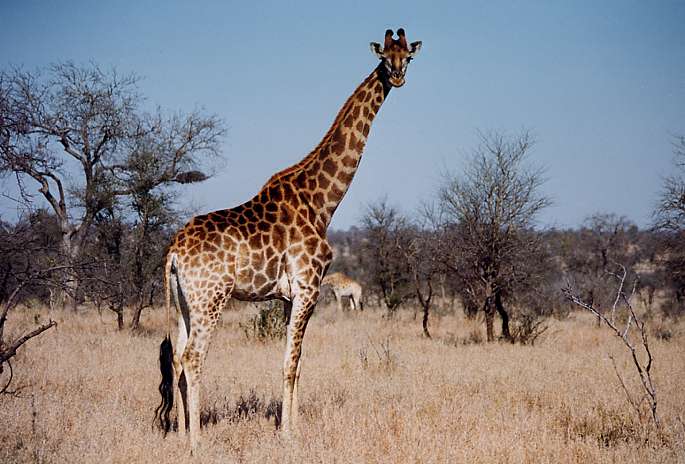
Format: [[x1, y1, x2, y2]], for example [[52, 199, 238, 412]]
[[0, 62, 225, 310], [654, 135, 685, 231], [435, 130, 552, 342], [361, 199, 414, 314]]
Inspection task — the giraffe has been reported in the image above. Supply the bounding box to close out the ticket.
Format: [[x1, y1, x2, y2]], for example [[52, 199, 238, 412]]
[[154, 28, 421, 451], [321, 272, 364, 312]]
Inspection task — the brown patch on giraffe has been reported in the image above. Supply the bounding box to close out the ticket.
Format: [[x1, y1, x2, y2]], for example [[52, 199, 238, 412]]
[[290, 243, 304, 256], [351, 105, 360, 119], [257, 221, 270, 233], [322, 158, 336, 177], [290, 226, 303, 242], [279, 204, 293, 224], [272, 224, 286, 250], [249, 234, 261, 249], [327, 184, 344, 202], [251, 249, 265, 263], [265, 202, 277, 213], [294, 171, 307, 189], [313, 192, 325, 207], [253, 273, 267, 288], [244, 208, 257, 222], [363, 123, 370, 137], [343, 114, 354, 128], [356, 121, 364, 133], [331, 128, 346, 154], [269, 184, 283, 202], [348, 133, 358, 151], [281, 182, 295, 201], [338, 170, 354, 185], [356, 90, 366, 102], [304, 237, 319, 255], [265, 256, 278, 277], [317, 173, 331, 190], [341, 155, 356, 168]]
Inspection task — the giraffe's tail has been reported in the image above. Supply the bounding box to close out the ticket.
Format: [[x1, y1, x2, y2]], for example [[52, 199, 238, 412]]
[[154, 253, 176, 435]]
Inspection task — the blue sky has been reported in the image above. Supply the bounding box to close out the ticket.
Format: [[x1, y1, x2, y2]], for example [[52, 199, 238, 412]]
[[1, 1, 684, 229]]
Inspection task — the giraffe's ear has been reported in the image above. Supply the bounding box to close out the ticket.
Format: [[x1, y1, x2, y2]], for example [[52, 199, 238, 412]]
[[409, 41, 422, 57], [370, 42, 384, 59]]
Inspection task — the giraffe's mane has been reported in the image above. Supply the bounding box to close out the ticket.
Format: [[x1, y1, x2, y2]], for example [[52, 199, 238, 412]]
[[259, 66, 381, 190]]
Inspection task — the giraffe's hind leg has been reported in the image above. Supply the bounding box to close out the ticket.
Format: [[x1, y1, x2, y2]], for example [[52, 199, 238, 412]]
[[174, 315, 189, 435], [182, 287, 232, 452]]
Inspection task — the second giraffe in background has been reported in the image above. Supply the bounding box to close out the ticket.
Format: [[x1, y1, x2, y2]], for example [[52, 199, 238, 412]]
[[322, 272, 364, 312]]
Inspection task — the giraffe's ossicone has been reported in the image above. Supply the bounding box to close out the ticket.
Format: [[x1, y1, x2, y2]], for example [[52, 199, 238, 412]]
[[154, 28, 421, 452]]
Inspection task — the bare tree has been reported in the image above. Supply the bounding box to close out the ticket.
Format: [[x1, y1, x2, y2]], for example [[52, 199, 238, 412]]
[[563, 213, 638, 326], [563, 265, 660, 432], [654, 134, 685, 231], [0, 216, 64, 394], [0, 62, 224, 310], [652, 134, 685, 317], [398, 212, 442, 338], [437, 130, 551, 342], [361, 199, 414, 315]]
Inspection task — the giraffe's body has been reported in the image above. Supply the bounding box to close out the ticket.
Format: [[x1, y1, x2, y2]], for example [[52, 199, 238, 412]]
[[322, 272, 363, 311], [155, 28, 421, 451]]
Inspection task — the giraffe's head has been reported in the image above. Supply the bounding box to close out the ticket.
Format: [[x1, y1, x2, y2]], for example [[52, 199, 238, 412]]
[[370, 28, 422, 88]]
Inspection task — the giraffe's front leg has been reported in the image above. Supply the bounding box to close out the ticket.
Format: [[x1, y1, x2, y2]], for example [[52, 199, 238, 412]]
[[281, 294, 316, 435]]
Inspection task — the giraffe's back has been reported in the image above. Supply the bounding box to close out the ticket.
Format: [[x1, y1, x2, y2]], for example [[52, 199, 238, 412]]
[[167, 194, 331, 304]]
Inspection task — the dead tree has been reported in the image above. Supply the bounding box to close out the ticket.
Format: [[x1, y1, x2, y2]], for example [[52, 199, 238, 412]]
[[563, 265, 660, 432], [0, 219, 64, 394], [397, 218, 441, 338], [437, 130, 551, 342]]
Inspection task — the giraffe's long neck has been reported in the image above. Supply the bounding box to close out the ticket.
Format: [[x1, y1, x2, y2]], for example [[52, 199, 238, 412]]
[[262, 63, 391, 235]]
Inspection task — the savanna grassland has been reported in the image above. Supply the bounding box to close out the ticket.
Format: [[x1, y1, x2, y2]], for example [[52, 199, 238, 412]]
[[1, 303, 684, 464]]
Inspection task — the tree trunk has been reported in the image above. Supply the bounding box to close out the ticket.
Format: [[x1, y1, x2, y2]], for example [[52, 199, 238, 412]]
[[59, 229, 81, 312], [421, 304, 431, 338], [483, 296, 495, 342], [130, 305, 143, 331], [494, 291, 512, 342], [57, 261, 78, 312], [116, 308, 124, 331]]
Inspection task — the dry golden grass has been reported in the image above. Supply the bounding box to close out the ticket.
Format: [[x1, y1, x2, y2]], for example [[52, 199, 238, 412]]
[[2, 303, 684, 463]]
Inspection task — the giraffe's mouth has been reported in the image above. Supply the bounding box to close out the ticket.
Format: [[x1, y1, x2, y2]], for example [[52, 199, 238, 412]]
[[388, 76, 405, 87]]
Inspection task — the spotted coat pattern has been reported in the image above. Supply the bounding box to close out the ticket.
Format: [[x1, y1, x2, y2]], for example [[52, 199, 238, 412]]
[[322, 272, 364, 311], [162, 28, 421, 451]]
